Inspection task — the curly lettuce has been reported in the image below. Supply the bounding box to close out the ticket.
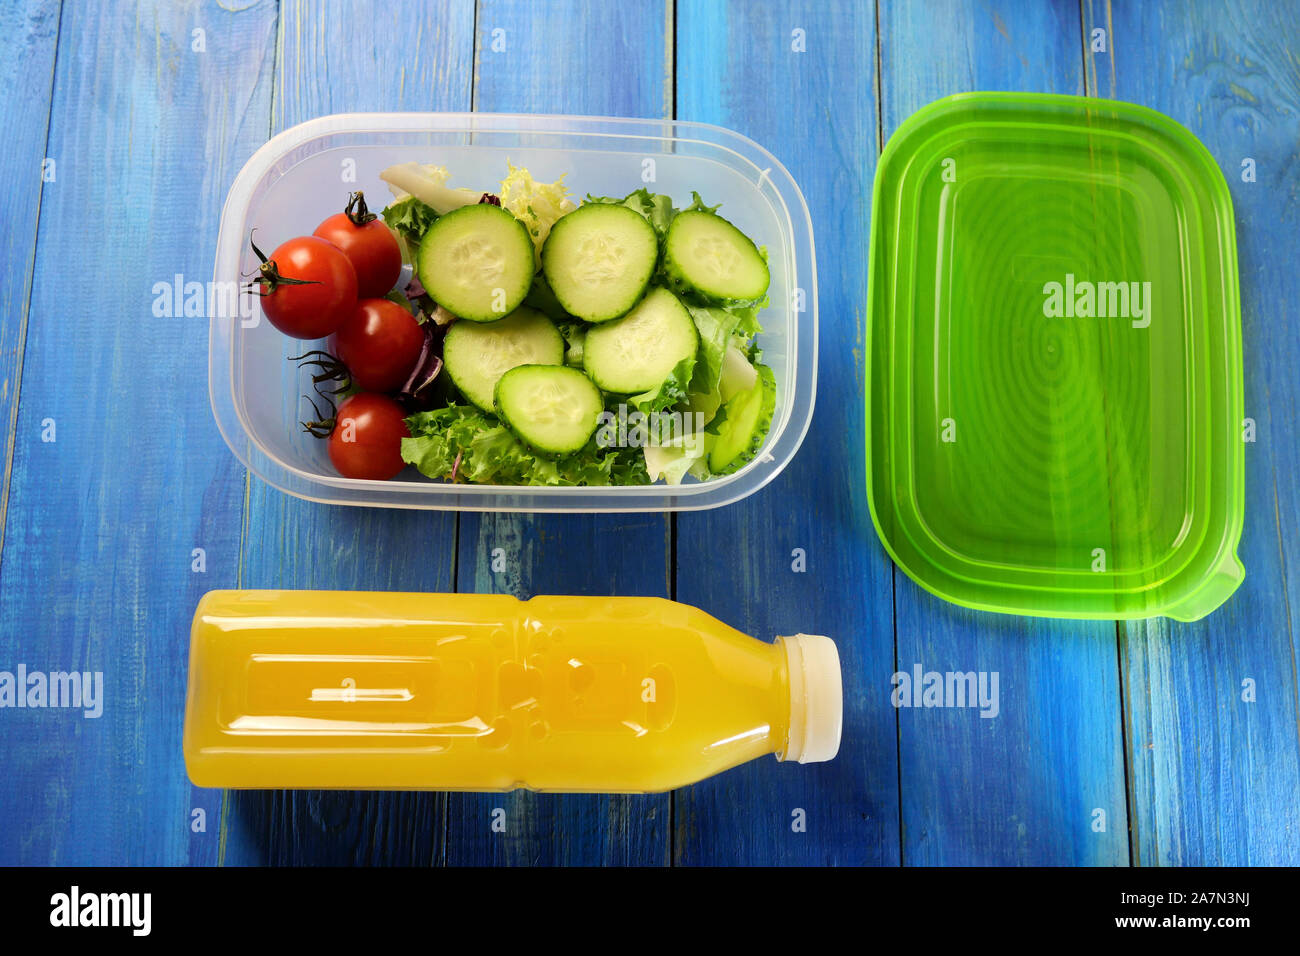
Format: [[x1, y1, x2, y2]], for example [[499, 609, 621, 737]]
[[499, 162, 576, 264], [402, 404, 649, 486], [381, 194, 441, 265]]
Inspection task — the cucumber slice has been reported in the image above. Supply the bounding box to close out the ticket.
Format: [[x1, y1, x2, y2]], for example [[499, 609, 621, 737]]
[[708, 362, 775, 474], [663, 209, 770, 304], [542, 203, 659, 322], [494, 365, 604, 456], [442, 306, 565, 412], [418, 203, 535, 322], [582, 286, 699, 393]]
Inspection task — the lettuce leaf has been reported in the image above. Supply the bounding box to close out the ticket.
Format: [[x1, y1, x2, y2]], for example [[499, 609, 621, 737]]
[[555, 321, 587, 367], [723, 291, 766, 339], [627, 355, 695, 415], [499, 162, 576, 263], [684, 302, 744, 395], [382, 195, 441, 269], [382, 195, 440, 240], [380, 162, 482, 213], [402, 404, 649, 486], [682, 190, 722, 215], [584, 187, 679, 237], [584, 188, 721, 238], [644, 437, 709, 485]]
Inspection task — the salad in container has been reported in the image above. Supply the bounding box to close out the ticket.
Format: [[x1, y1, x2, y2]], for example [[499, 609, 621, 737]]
[[209, 113, 816, 512]]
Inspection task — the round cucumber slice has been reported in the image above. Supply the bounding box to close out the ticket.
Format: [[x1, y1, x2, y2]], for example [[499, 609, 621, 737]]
[[582, 286, 699, 393], [494, 365, 604, 456], [443, 307, 565, 412], [708, 362, 775, 474], [418, 203, 535, 322], [664, 209, 770, 303], [542, 203, 659, 322]]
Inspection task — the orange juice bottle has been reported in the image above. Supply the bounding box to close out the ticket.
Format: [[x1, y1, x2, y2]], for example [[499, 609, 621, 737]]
[[183, 590, 842, 792]]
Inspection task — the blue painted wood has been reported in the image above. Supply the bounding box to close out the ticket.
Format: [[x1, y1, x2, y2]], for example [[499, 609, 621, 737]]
[[877, 0, 1128, 865], [1086, 0, 1300, 865], [673, 0, 900, 865], [444, 0, 674, 866], [220, 0, 475, 867], [0, 0, 59, 547], [0, 0, 1295, 869], [0, 0, 277, 864]]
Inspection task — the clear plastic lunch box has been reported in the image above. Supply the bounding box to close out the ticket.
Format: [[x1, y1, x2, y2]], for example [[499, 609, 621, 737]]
[[210, 113, 817, 512]]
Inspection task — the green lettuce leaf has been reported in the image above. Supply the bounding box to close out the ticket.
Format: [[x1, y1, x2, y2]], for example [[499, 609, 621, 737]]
[[555, 321, 587, 368], [724, 292, 767, 340], [584, 187, 678, 237], [627, 355, 695, 415], [682, 190, 722, 215], [402, 404, 649, 486], [382, 195, 440, 244], [684, 303, 744, 395]]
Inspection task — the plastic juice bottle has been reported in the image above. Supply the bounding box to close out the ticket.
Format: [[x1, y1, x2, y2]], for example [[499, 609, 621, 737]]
[[183, 590, 842, 792]]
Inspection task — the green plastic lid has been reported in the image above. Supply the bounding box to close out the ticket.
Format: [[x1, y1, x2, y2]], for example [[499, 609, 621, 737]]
[[866, 92, 1245, 622]]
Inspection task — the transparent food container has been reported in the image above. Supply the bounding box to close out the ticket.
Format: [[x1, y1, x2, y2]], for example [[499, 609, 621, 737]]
[[210, 113, 817, 512]]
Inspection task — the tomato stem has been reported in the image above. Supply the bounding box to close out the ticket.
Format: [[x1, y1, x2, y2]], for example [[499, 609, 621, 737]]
[[244, 232, 323, 296], [345, 191, 378, 226], [290, 349, 355, 438], [289, 349, 353, 396], [299, 391, 337, 439]]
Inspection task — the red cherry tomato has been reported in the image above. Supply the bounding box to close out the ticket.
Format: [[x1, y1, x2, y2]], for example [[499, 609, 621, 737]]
[[328, 393, 410, 480], [333, 298, 426, 393], [313, 192, 403, 298], [254, 235, 357, 339]]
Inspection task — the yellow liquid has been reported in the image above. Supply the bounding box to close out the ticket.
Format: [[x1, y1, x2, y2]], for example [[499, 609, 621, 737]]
[[183, 590, 792, 792]]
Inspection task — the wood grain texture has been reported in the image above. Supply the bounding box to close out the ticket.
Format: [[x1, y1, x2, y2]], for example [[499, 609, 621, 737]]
[[0, 0, 60, 563], [0, 0, 1296, 869], [673, 0, 898, 865], [444, 0, 675, 867], [670, 0, 894, 868], [1085, 0, 1300, 865], [878, 0, 1128, 865], [0, 0, 277, 864], [221, 0, 475, 866]]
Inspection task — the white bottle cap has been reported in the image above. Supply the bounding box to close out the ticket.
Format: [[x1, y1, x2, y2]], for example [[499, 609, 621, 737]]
[[777, 634, 843, 763]]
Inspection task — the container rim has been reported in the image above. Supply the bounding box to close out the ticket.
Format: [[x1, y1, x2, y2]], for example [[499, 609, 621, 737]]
[[210, 112, 818, 512]]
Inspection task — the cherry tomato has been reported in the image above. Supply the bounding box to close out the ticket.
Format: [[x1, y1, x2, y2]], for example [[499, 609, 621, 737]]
[[254, 235, 357, 339], [328, 393, 410, 480], [313, 192, 403, 298], [333, 298, 426, 393]]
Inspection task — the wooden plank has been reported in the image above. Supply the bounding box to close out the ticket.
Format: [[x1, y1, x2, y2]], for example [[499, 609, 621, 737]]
[[1085, 0, 1300, 865], [221, 0, 475, 867], [877, 0, 1128, 865], [0, 0, 277, 864], [673, 0, 899, 865], [0, 0, 59, 555], [444, 0, 674, 867]]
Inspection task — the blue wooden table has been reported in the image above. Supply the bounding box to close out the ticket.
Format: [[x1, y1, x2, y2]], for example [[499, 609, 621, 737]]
[[1, 0, 1297, 866]]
